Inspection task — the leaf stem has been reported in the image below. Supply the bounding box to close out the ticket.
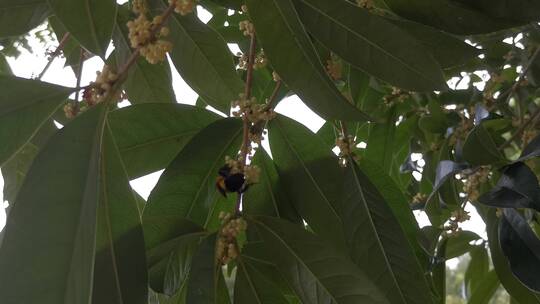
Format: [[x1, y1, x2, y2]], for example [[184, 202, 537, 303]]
[[37, 32, 71, 80]]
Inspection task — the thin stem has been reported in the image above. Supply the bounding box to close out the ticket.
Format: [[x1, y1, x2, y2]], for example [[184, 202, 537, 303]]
[[37, 32, 71, 80], [236, 33, 258, 214], [73, 49, 85, 103], [265, 80, 282, 110]]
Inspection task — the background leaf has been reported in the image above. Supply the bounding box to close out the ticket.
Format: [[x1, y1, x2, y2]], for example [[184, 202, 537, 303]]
[[0, 0, 50, 38]]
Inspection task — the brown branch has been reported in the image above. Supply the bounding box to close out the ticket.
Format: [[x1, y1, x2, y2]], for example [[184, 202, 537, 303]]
[[265, 80, 282, 110], [236, 33, 258, 214], [37, 32, 71, 80]]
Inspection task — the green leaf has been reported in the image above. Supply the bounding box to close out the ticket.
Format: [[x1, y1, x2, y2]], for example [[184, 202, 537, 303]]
[[468, 270, 500, 304], [485, 209, 540, 304], [463, 123, 505, 166], [246, 0, 372, 121], [46, 0, 116, 57], [268, 115, 347, 249], [112, 5, 176, 104], [384, 17, 479, 69], [108, 103, 220, 179], [296, 0, 447, 92], [0, 75, 72, 167], [150, 0, 244, 114], [143, 118, 242, 228], [186, 233, 231, 303], [0, 53, 13, 73], [0, 104, 107, 304], [92, 121, 149, 304], [243, 149, 301, 223], [144, 216, 206, 294], [340, 161, 434, 304], [382, 0, 517, 35], [251, 216, 388, 304], [0, 0, 50, 38], [234, 256, 290, 304], [444, 231, 481, 259], [365, 108, 397, 173], [1, 120, 57, 204], [453, 0, 540, 23], [48, 15, 86, 68], [465, 246, 490, 297]]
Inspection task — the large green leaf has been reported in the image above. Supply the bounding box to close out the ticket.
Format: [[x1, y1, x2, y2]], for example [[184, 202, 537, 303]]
[[150, 0, 243, 114], [112, 5, 176, 104], [243, 149, 301, 223], [186, 233, 231, 303], [485, 209, 540, 304], [382, 0, 517, 35], [246, 0, 371, 121], [92, 121, 148, 304], [445, 231, 482, 259], [0, 75, 72, 167], [234, 256, 290, 304], [0, 0, 50, 38], [453, 0, 540, 23], [108, 103, 220, 179], [46, 0, 116, 57], [365, 108, 397, 173], [268, 115, 347, 249], [296, 0, 447, 92], [462, 123, 506, 166], [465, 245, 490, 297], [0, 104, 107, 304], [251, 216, 388, 304], [467, 270, 500, 304], [340, 161, 434, 304], [143, 118, 242, 228]]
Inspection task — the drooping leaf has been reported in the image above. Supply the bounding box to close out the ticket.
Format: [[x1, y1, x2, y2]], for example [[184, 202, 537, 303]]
[[108, 103, 220, 179], [462, 123, 505, 166], [144, 118, 242, 229], [518, 134, 540, 162], [485, 209, 540, 303], [144, 216, 206, 295], [250, 216, 389, 304], [340, 161, 434, 304], [150, 0, 244, 114], [246, 0, 372, 121], [296, 0, 447, 91], [478, 162, 540, 212], [467, 270, 500, 304], [186, 233, 231, 303], [243, 149, 301, 223], [465, 246, 490, 297], [234, 256, 290, 304], [92, 121, 149, 304], [444, 231, 481, 259], [0, 75, 72, 167], [112, 4, 176, 104], [382, 0, 518, 35], [427, 160, 468, 202], [268, 115, 347, 249], [47, 0, 116, 57], [0, 0, 50, 38], [0, 104, 105, 303], [500, 209, 540, 292]]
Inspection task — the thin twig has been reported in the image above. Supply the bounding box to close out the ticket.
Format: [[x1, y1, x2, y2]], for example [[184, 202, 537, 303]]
[[265, 80, 282, 110], [37, 32, 71, 80], [499, 47, 540, 106], [74, 49, 85, 103]]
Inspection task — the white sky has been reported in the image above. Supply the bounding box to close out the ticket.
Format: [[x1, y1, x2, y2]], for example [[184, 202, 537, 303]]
[[0, 3, 488, 268]]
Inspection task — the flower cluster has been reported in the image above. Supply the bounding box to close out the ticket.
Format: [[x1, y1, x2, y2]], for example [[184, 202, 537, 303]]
[[239, 20, 255, 37], [383, 87, 410, 106], [449, 114, 474, 145], [169, 0, 197, 15], [462, 166, 490, 201], [446, 208, 471, 233], [85, 65, 121, 105], [237, 53, 248, 70], [522, 129, 538, 147], [326, 58, 342, 80], [411, 193, 427, 205], [127, 3, 172, 64], [356, 0, 374, 9], [224, 156, 260, 186], [272, 71, 281, 82], [216, 213, 247, 265], [232, 94, 276, 144], [254, 50, 267, 70], [336, 135, 356, 167]]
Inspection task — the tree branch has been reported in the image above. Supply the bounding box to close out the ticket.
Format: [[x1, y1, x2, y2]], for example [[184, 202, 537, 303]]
[[37, 32, 71, 80]]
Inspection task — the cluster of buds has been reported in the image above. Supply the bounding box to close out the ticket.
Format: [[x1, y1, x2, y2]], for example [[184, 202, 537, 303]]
[[216, 213, 247, 264], [445, 208, 471, 234], [462, 166, 490, 201], [411, 193, 427, 205], [326, 57, 342, 80], [383, 87, 410, 106], [521, 129, 538, 148], [169, 0, 197, 16], [336, 135, 356, 167], [254, 50, 267, 70], [127, 2, 172, 64], [85, 65, 121, 105], [449, 115, 474, 145], [356, 0, 374, 9], [232, 94, 276, 144], [237, 53, 248, 70], [239, 20, 255, 37], [63, 102, 79, 119], [272, 71, 280, 82]]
